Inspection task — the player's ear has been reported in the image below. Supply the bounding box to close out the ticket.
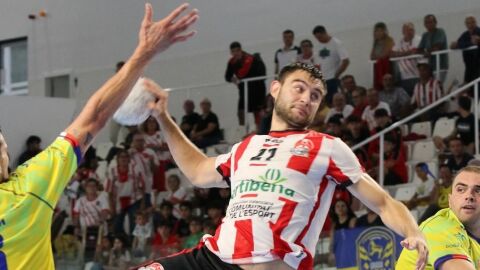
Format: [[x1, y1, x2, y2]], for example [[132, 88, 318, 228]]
[[270, 80, 281, 100]]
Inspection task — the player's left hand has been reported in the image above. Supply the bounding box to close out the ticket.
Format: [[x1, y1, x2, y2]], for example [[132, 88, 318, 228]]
[[401, 236, 429, 270]]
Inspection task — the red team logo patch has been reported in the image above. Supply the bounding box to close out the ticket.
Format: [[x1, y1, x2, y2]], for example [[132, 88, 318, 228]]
[[139, 262, 164, 270], [290, 138, 314, 157]]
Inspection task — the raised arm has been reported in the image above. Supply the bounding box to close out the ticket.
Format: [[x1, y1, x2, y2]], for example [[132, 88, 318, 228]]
[[144, 79, 228, 188], [65, 3, 198, 154], [348, 174, 428, 270]]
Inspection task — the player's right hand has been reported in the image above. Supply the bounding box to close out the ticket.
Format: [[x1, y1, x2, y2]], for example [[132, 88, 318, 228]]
[[136, 3, 198, 60], [401, 235, 429, 270], [143, 79, 170, 119]]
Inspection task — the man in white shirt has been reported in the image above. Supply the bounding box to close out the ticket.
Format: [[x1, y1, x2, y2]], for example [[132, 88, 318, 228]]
[[274, 30, 300, 75], [391, 22, 422, 96], [362, 88, 391, 130], [312, 25, 350, 106], [324, 92, 353, 123]]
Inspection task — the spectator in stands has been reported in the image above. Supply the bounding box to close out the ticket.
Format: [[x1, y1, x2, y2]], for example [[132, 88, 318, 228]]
[[417, 14, 449, 83], [436, 96, 476, 155], [352, 208, 384, 228], [150, 220, 181, 259], [445, 137, 474, 174], [105, 150, 145, 235], [190, 187, 211, 217], [362, 88, 391, 130], [312, 25, 350, 106], [73, 178, 110, 232], [87, 235, 112, 270], [411, 62, 444, 121], [225, 41, 267, 126], [165, 174, 189, 218], [202, 219, 217, 236], [351, 86, 368, 118], [142, 116, 170, 195], [107, 235, 131, 269], [218, 187, 231, 210], [182, 217, 204, 249], [180, 99, 201, 139], [345, 115, 370, 148], [152, 201, 179, 233], [382, 134, 408, 185], [406, 163, 436, 210], [274, 29, 300, 75], [343, 134, 371, 170], [132, 211, 152, 259], [129, 131, 159, 207], [177, 201, 194, 238], [296, 39, 321, 69], [258, 94, 274, 135], [17, 135, 42, 166], [328, 199, 356, 265], [417, 164, 453, 223], [324, 92, 354, 124], [371, 22, 395, 90], [325, 115, 345, 138], [450, 16, 480, 86], [379, 73, 412, 119], [391, 22, 422, 95], [190, 98, 222, 148], [206, 201, 225, 226], [340, 74, 357, 104]]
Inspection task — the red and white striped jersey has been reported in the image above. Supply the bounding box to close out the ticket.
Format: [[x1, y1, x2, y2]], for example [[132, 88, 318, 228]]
[[129, 148, 160, 194], [205, 130, 365, 270], [104, 163, 145, 212], [73, 194, 109, 228], [393, 36, 421, 80], [411, 78, 443, 108]]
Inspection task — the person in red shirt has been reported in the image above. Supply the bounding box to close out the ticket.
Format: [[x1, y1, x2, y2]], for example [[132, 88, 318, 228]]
[[151, 220, 181, 259]]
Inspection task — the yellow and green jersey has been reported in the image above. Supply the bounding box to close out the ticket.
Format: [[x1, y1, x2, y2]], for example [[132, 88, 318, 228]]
[[397, 208, 480, 270], [0, 133, 81, 270]]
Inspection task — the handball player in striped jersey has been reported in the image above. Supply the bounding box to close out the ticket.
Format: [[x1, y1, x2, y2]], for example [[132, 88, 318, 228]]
[[133, 62, 429, 270]]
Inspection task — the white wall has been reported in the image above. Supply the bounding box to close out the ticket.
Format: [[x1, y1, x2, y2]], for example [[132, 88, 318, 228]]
[[0, 0, 479, 154], [0, 96, 76, 164]]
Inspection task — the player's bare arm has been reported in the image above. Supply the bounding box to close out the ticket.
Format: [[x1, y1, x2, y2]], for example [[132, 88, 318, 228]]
[[0, 132, 9, 181], [65, 3, 198, 154], [144, 79, 228, 188], [348, 173, 428, 270]]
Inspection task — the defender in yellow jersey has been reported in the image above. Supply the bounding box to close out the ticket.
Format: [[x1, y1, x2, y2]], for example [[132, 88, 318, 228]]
[[0, 3, 199, 269], [397, 163, 480, 270]]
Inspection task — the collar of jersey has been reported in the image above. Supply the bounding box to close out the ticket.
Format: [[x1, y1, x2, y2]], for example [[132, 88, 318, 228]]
[[268, 129, 309, 137]]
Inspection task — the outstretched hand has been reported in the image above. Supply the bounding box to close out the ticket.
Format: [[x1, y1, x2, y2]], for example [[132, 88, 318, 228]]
[[137, 3, 198, 59], [401, 236, 429, 270]]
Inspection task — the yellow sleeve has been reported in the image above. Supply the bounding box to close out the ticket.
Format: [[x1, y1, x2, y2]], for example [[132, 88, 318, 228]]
[[9, 133, 81, 208]]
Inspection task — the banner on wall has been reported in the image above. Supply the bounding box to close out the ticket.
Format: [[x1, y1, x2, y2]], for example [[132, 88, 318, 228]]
[[334, 226, 404, 270]]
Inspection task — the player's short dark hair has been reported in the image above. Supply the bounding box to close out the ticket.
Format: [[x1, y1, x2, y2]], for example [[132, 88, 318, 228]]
[[230, 41, 242, 50], [283, 29, 294, 35], [312, 25, 327, 35], [278, 62, 326, 95], [26, 135, 41, 145], [458, 96, 472, 111]]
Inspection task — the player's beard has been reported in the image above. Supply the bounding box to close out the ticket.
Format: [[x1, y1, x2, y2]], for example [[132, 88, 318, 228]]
[[274, 93, 315, 129]]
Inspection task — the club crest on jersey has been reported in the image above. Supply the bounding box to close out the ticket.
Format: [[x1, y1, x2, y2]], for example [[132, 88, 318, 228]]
[[290, 138, 314, 157], [138, 262, 164, 270]]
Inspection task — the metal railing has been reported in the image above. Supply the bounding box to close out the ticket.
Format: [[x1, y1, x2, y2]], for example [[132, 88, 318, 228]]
[[370, 45, 478, 81], [352, 77, 480, 186]]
